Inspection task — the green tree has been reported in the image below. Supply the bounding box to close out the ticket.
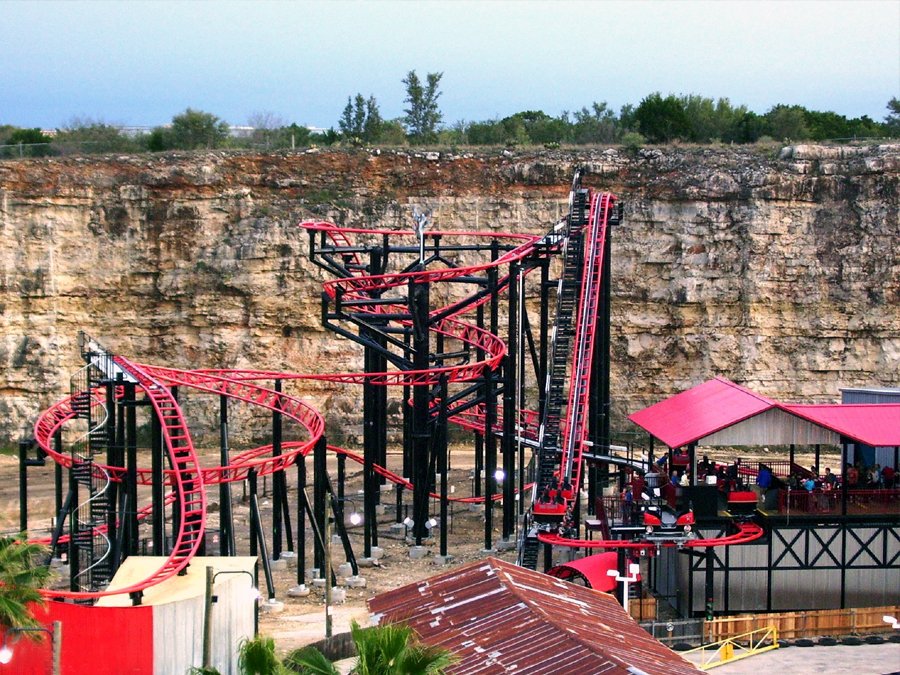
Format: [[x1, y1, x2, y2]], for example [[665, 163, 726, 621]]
[[618, 103, 637, 132], [0, 535, 50, 636], [634, 93, 690, 143], [169, 108, 230, 150], [53, 118, 139, 154], [570, 102, 619, 144], [884, 97, 900, 136], [3, 128, 54, 156], [764, 104, 810, 142], [286, 620, 455, 674], [403, 71, 443, 144], [338, 95, 383, 143], [377, 119, 407, 145], [465, 119, 505, 145], [281, 123, 313, 148]]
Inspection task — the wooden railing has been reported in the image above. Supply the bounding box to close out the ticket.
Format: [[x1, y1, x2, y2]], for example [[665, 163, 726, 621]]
[[707, 605, 900, 641]]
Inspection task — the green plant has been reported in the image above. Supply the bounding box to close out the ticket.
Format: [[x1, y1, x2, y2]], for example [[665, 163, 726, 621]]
[[283, 646, 339, 674], [285, 620, 456, 675], [238, 634, 286, 675], [187, 667, 222, 675], [0, 535, 51, 637], [620, 131, 645, 154]]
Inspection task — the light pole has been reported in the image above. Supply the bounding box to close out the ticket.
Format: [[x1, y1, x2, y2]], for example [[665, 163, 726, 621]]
[[607, 562, 641, 610], [202, 567, 259, 669], [0, 622, 62, 675]]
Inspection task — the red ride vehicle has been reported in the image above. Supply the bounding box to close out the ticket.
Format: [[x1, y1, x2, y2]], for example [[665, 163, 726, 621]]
[[642, 502, 696, 542]]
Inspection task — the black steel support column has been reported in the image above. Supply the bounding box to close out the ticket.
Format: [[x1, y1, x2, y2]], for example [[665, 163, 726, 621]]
[[483, 245, 499, 550], [219, 394, 234, 556], [105, 377, 119, 562], [438, 375, 449, 557], [296, 456, 306, 586], [151, 403, 165, 556], [363, 337, 377, 558], [403, 332, 412, 483], [473, 302, 485, 498], [539, 259, 549, 425], [595, 213, 613, 493], [337, 453, 346, 504], [272, 379, 284, 560], [501, 263, 518, 541], [313, 435, 327, 574], [18, 440, 29, 533], [125, 383, 138, 557], [409, 272, 431, 546], [113, 384, 128, 563], [705, 547, 715, 620], [54, 431, 64, 554], [68, 448, 80, 590], [249, 469, 258, 558]]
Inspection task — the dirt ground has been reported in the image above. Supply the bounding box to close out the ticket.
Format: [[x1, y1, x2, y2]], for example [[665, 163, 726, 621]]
[[3, 445, 521, 655], [3, 443, 848, 658]]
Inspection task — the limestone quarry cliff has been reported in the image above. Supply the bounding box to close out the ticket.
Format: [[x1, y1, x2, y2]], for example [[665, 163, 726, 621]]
[[0, 144, 897, 446]]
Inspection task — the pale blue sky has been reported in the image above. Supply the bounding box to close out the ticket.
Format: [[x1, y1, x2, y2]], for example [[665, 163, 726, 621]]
[[2, 0, 898, 129]]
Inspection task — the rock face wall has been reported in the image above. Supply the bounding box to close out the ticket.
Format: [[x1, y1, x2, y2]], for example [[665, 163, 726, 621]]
[[0, 145, 897, 446]]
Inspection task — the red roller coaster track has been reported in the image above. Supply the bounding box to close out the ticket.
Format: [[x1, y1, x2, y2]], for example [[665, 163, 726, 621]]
[[30, 181, 762, 601]]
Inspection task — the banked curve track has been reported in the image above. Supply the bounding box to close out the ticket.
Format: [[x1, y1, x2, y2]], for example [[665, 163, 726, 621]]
[[30, 195, 642, 599]]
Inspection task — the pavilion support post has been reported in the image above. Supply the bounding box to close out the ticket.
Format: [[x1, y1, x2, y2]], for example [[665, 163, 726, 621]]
[[841, 441, 848, 517]]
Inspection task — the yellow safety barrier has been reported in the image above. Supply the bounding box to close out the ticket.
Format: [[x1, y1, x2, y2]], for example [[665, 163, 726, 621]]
[[683, 625, 779, 670]]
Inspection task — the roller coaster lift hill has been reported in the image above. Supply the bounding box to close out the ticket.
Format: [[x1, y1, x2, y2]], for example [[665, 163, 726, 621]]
[[22, 170, 761, 609]]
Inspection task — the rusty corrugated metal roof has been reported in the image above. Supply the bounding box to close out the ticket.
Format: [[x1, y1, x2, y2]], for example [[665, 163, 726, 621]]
[[367, 557, 700, 675]]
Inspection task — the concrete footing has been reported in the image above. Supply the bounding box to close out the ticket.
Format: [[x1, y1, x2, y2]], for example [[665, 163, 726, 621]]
[[287, 584, 310, 598], [260, 598, 285, 614], [409, 546, 428, 560], [433, 554, 453, 565]]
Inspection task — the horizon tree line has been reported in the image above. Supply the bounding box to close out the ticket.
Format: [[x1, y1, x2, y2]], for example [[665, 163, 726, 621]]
[[2, 70, 898, 157]]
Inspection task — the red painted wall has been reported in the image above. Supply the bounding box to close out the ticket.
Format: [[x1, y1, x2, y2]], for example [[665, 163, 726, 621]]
[[0, 601, 153, 675]]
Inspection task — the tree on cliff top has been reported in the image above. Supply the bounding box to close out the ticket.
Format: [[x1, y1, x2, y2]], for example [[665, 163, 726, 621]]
[[146, 108, 230, 152], [403, 70, 443, 144], [634, 93, 690, 143], [339, 94, 383, 144], [885, 98, 900, 136]]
